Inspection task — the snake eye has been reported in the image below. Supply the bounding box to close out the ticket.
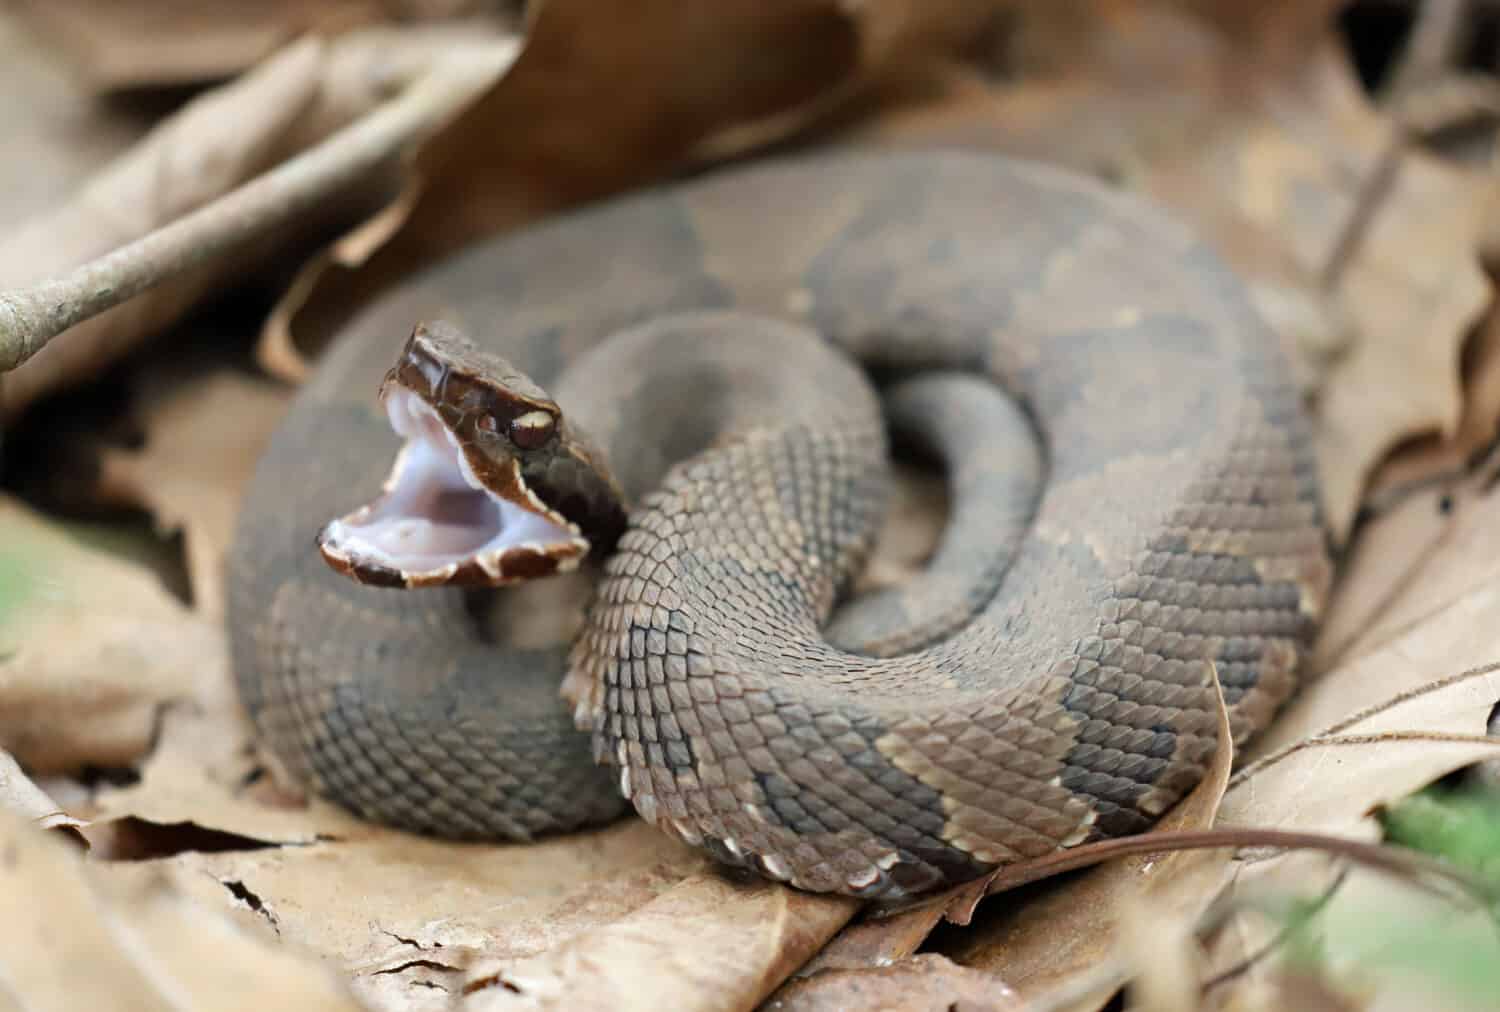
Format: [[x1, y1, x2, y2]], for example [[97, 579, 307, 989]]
[[508, 410, 556, 450]]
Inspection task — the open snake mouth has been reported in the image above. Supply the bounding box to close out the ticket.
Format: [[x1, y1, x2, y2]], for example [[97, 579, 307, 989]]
[[317, 387, 587, 588]]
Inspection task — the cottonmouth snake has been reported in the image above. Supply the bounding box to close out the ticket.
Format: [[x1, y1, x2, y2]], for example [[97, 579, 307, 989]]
[[228, 150, 1331, 899]]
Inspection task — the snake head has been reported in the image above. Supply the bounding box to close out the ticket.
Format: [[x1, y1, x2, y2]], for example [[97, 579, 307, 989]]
[[317, 321, 627, 589]]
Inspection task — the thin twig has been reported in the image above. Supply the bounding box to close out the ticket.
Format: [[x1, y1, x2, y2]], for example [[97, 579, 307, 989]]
[[0, 47, 510, 374], [978, 827, 1496, 905], [1383, 0, 1471, 100]]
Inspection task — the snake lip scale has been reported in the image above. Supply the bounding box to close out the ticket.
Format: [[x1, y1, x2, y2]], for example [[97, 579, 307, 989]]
[[229, 149, 1332, 900]]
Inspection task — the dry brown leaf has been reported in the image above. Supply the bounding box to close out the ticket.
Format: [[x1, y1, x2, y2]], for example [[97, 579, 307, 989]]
[[11, 0, 507, 91], [767, 954, 1024, 1012], [787, 902, 948, 981], [0, 13, 145, 229], [938, 672, 1236, 1009], [0, 495, 218, 773], [84, 625, 854, 1012], [1306, 475, 1487, 675], [459, 876, 856, 1012], [1302, 59, 1495, 542], [97, 369, 291, 617], [0, 25, 513, 418], [269, 0, 999, 376], [1254, 528, 1500, 761], [1367, 301, 1500, 496], [1208, 671, 1500, 1009], [0, 748, 88, 839], [0, 808, 365, 1011], [841, 5, 1492, 540]]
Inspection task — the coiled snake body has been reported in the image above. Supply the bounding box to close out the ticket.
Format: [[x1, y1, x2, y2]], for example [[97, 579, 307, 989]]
[[229, 151, 1331, 899]]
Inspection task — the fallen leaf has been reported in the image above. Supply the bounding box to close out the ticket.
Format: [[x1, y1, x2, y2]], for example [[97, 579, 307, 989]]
[[837, 5, 1493, 540], [1253, 530, 1500, 761], [1208, 654, 1500, 1009], [940, 671, 1236, 1009], [11, 0, 507, 91], [0, 495, 217, 773], [97, 368, 291, 617], [83, 615, 854, 1012], [269, 0, 998, 375], [0, 12, 146, 229], [0, 808, 365, 1011], [767, 953, 1024, 1012], [1305, 474, 1488, 676], [0, 748, 88, 840], [0, 25, 514, 418], [1366, 300, 1500, 496], [459, 875, 856, 1012], [1303, 57, 1495, 541], [787, 902, 947, 980]]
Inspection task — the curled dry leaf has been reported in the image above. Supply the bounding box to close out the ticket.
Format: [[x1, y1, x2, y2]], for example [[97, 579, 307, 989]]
[[97, 368, 291, 617], [0, 495, 218, 773], [1302, 53, 1495, 542], [10, 0, 508, 92], [0, 808, 365, 1011], [1367, 301, 1500, 497], [0, 24, 515, 417], [767, 953, 1024, 1012], [1, 36, 323, 416], [0, 748, 88, 841], [461, 875, 856, 1012], [268, 0, 1001, 377]]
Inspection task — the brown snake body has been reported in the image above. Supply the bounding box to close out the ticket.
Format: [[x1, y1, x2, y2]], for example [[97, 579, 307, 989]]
[[229, 150, 1331, 899]]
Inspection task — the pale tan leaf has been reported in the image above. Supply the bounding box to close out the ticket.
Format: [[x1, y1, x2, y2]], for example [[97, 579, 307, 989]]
[[98, 369, 291, 618], [1209, 668, 1500, 1009], [1367, 302, 1500, 496], [11, 0, 507, 91], [840, 7, 1492, 540], [0, 12, 144, 229], [0, 495, 218, 773], [1223, 734, 1500, 838], [87, 654, 856, 1012], [768, 953, 1024, 1012], [0, 748, 87, 839], [1308, 479, 1482, 675], [787, 901, 947, 981], [1253, 551, 1500, 761], [0, 809, 365, 1012], [459, 875, 856, 1012]]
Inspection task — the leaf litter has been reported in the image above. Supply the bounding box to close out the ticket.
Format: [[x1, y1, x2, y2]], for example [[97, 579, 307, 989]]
[[4, 1, 1500, 1009]]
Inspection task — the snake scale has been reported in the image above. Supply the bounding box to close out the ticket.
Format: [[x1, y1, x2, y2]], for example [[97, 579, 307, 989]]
[[228, 150, 1332, 899]]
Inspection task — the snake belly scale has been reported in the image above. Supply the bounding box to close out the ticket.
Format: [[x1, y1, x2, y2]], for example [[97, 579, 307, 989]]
[[228, 150, 1331, 899]]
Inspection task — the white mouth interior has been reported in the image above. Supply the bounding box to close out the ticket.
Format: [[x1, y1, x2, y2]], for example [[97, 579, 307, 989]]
[[320, 387, 575, 574]]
